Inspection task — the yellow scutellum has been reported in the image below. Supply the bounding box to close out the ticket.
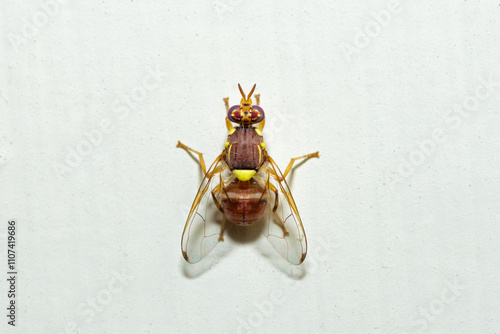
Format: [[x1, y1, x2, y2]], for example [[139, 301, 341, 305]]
[[233, 169, 256, 181]]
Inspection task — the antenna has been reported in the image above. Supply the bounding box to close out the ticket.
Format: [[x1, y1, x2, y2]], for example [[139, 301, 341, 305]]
[[237, 84, 257, 100], [238, 83, 246, 99], [247, 84, 256, 100]]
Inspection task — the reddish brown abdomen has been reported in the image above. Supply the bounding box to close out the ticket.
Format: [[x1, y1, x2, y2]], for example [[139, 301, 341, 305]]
[[220, 180, 268, 226]]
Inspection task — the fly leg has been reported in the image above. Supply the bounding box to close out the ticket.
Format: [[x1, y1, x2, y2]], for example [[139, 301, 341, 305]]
[[211, 174, 228, 214], [282, 152, 320, 179], [267, 182, 289, 238], [218, 217, 226, 242], [254, 94, 265, 132], [257, 118, 265, 132], [253, 176, 288, 237], [176, 141, 208, 175], [211, 189, 226, 242], [211, 188, 224, 213], [268, 183, 288, 238], [223, 97, 235, 133], [211, 178, 227, 242]]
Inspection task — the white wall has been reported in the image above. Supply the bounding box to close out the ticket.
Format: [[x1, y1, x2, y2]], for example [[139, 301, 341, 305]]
[[1, 1, 499, 333]]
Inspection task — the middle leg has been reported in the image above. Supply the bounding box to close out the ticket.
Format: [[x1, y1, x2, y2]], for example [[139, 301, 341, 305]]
[[177, 141, 208, 175], [282, 152, 320, 179]]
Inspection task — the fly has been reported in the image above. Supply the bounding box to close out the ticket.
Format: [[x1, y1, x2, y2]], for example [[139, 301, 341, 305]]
[[177, 84, 319, 264]]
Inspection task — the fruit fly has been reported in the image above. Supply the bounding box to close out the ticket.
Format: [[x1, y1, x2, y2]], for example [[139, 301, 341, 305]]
[[177, 84, 319, 264]]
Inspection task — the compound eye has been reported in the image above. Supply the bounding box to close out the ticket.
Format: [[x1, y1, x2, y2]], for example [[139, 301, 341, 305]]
[[228, 105, 242, 122], [251, 105, 265, 123]]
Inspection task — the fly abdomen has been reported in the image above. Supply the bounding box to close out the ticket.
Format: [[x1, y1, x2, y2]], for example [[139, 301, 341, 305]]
[[219, 180, 268, 226]]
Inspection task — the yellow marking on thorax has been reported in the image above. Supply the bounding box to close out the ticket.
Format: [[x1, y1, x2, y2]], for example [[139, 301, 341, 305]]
[[227, 144, 232, 164], [233, 169, 256, 181], [224, 141, 229, 148], [255, 128, 262, 136], [260, 141, 266, 150], [228, 127, 236, 135], [257, 144, 262, 164]]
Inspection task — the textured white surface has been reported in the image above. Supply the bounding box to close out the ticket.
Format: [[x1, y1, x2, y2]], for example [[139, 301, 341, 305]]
[[1, 1, 500, 333]]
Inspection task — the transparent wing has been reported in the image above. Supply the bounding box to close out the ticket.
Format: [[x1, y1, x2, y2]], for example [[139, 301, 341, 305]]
[[181, 154, 233, 263], [255, 157, 308, 265]]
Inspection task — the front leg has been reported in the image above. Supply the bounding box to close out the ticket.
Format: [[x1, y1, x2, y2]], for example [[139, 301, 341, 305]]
[[223, 97, 235, 133]]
